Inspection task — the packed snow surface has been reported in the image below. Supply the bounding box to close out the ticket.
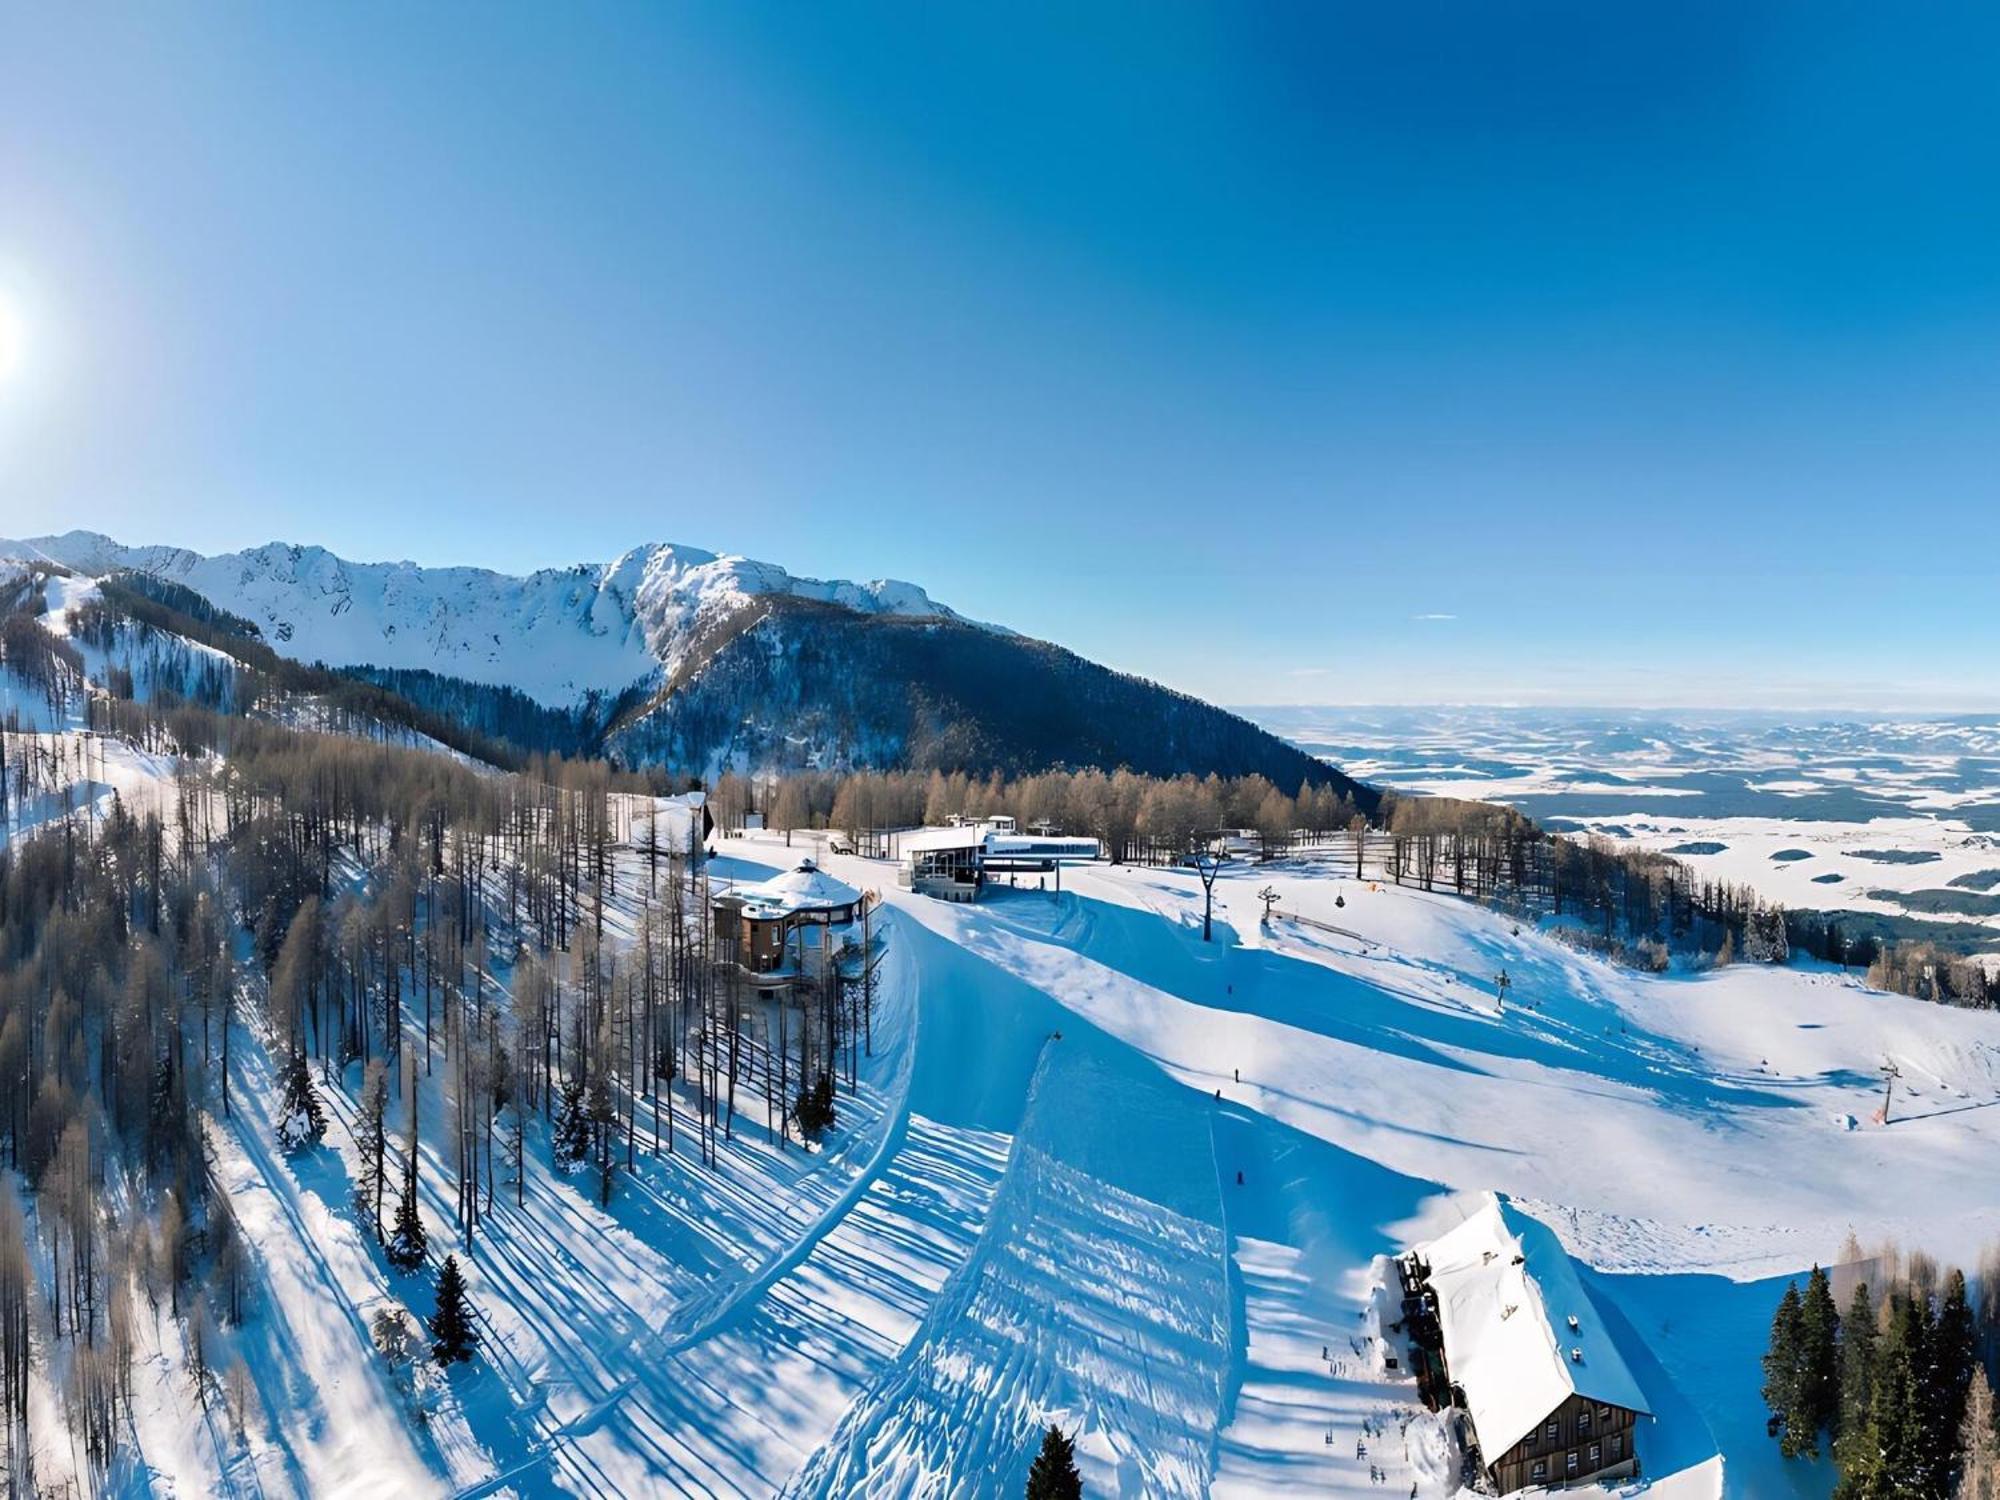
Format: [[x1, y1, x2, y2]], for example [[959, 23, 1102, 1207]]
[[19, 813, 2000, 1496], [477, 840, 2000, 1494]]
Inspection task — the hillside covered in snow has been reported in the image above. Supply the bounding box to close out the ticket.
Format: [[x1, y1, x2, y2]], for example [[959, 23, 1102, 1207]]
[[6, 557, 1997, 1500], [6, 744, 1998, 1496], [5, 532, 1356, 790]]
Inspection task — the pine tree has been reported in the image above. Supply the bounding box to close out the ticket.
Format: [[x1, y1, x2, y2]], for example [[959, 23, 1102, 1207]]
[[1766, 1281, 1806, 1447], [587, 1064, 616, 1206], [360, 1059, 390, 1241], [553, 1071, 591, 1172], [1935, 1270, 1979, 1494], [1834, 1280, 1880, 1494], [795, 1070, 837, 1141], [430, 1254, 477, 1365], [1793, 1264, 1842, 1456], [1870, 1294, 1932, 1499], [1959, 1369, 2000, 1500], [1025, 1423, 1083, 1500], [275, 1047, 327, 1152], [385, 1151, 428, 1272]]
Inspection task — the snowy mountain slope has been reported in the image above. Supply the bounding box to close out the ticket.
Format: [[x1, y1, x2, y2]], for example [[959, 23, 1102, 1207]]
[[12, 746, 1997, 1496], [11, 530, 1365, 788], [603, 594, 1371, 788], [737, 837, 1998, 1498], [12, 530, 975, 708], [389, 825, 1994, 1499]]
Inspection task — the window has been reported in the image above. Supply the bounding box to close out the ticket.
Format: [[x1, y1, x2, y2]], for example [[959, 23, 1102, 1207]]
[[1566, 1451, 1580, 1478], [1532, 1460, 1547, 1483], [1590, 1444, 1601, 1468], [1577, 1408, 1592, 1435], [1546, 1419, 1559, 1443], [1611, 1434, 1622, 1460]]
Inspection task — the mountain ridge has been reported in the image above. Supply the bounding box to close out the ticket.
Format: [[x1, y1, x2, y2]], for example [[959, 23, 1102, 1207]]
[[6, 528, 1370, 797], [11, 529, 981, 708]]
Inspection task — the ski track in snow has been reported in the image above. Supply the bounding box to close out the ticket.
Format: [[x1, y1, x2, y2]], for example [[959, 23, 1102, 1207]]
[[29, 816, 2000, 1497]]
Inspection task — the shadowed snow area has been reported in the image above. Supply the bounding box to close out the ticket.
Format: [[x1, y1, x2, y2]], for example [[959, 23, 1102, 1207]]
[[72, 824, 2000, 1497]]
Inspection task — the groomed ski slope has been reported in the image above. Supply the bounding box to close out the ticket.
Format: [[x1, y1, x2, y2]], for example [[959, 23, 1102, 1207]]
[[729, 837, 1997, 1498], [67, 826, 2000, 1497]]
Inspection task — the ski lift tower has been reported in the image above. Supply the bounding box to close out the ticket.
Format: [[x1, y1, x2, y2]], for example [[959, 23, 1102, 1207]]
[[1877, 1059, 1901, 1125], [1193, 849, 1229, 943]]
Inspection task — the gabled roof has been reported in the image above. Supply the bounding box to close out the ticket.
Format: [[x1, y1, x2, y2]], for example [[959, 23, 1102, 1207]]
[[731, 859, 861, 918], [1419, 1195, 1650, 1459]]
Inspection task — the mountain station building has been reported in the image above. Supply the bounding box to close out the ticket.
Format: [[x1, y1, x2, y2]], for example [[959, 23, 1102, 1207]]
[[894, 817, 1100, 901]]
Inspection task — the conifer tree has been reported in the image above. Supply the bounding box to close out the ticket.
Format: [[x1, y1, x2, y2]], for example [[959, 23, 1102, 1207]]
[[553, 1072, 591, 1172], [1869, 1294, 1932, 1499], [1794, 1264, 1842, 1456], [385, 1150, 427, 1272], [587, 1064, 616, 1206], [275, 1047, 327, 1152], [1025, 1423, 1083, 1500], [1960, 1369, 2000, 1500], [1834, 1279, 1879, 1490], [430, 1254, 476, 1365], [1766, 1281, 1806, 1445], [795, 1070, 837, 1141], [360, 1059, 389, 1241], [1936, 1269, 1979, 1493]]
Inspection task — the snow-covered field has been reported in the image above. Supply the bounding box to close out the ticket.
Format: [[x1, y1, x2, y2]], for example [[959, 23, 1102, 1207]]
[[207, 836, 2000, 1500], [1250, 705, 2000, 937], [16, 799, 2000, 1496]]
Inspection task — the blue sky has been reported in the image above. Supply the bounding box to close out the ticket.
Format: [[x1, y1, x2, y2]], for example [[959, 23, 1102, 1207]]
[[3, 3, 1998, 709]]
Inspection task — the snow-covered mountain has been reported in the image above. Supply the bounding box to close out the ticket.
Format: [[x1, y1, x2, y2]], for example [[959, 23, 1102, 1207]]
[[11, 530, 976, 708], [8, 530, 1361, 790]]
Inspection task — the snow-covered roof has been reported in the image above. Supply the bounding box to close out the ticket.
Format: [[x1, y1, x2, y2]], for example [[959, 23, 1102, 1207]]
[[1418, 1195, 1649, 1459], [731, 859, 861, 917], [901, 826, 990, 854], [899, 825, 1100, 859], [984, 834, 1100, 859]]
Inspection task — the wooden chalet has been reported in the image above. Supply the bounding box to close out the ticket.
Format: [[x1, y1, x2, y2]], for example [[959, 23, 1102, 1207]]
[[1400, 1195, 1651, 1494]]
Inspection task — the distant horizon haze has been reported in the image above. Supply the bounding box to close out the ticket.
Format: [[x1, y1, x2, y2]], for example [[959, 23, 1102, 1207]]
[[11, 521, 2000, 718]]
